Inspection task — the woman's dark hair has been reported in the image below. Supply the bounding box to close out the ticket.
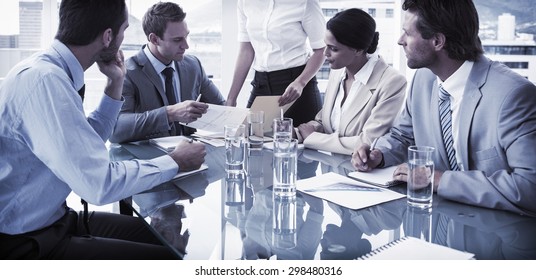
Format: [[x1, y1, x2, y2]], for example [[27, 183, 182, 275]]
[[55, 0, 127, 46], [142, 2, 187, 39], [402, 0, 483, 61], [327, 8, 379, 54]]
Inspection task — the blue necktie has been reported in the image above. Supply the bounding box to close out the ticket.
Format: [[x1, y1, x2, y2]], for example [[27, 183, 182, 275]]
[[438, 85, 459, 171]]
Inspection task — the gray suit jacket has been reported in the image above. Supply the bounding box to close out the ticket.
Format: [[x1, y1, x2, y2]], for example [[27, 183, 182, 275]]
[[110, 46, 225, 143], [378, 55, 536, 216]]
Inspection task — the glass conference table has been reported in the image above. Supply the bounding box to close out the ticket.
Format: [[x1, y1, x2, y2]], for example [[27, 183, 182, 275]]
[[109, 141, 536, 260]]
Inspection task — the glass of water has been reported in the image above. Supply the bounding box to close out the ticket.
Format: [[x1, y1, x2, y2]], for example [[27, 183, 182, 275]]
[[247, 110, 264, 150], [272, 117, 293, 142], [407, 145, 435, 208], [272, 138, 298, 196], [224, 124, 246, 174]]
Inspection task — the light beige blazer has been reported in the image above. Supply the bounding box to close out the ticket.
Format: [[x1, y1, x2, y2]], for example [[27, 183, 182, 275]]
[[302, 57, 406, 155]]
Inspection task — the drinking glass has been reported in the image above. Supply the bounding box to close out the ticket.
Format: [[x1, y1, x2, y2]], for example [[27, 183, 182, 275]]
[[407, 146, 435, 208], [224, 124, 246, 173]]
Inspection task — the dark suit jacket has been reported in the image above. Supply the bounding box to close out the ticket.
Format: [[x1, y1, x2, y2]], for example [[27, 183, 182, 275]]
[[377, 55, 536, 216], [110, 46, 225, 143]]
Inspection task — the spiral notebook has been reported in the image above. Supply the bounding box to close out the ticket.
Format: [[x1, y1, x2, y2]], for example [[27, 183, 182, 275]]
[[358, 236, 475, 260]]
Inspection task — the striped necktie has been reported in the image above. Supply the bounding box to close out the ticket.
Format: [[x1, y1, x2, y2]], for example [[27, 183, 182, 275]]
[[438, 85, 459, 171]]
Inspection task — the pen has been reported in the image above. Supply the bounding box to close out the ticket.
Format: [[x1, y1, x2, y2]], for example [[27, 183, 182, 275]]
[[186, 95, 203, 125], [370, 138, 379, 151]]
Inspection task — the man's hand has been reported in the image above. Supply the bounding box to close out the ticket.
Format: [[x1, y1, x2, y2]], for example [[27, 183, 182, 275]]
[[392, 163, 443, 192], [351, 143, 383, 171], [166, 101, 209, 123], [168, 140, 206, 172], [97, 50, 126, 100]]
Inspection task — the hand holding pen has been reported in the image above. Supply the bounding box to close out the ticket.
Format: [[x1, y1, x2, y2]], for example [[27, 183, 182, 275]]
[[166, 94, 207, 123], [351, 138, 384, 171]]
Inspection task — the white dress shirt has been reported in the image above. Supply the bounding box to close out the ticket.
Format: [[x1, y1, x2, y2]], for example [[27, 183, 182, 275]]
[[237, 0, 326, 72], [437, 60, 474, 170]]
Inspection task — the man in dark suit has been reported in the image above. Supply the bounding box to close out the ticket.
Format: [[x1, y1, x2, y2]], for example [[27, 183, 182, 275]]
[[111, 2, 225, 143], [352, 0, 536, 216]]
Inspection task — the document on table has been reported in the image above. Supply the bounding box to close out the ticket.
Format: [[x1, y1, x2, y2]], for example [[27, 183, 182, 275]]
[[358, 236, 475, 260], [348, 166, 404, 188], [182, 104, 249, 134], [296, 172, 405, 210], [250, 95, 294, 133]]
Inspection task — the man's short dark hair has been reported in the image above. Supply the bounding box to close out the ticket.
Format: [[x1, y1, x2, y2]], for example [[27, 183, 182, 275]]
[[55, 0, 127, 46], [142, 2, 187, 39], [402, 0, 483, 61]]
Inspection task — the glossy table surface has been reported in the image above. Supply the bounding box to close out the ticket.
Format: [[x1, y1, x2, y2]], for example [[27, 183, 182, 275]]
[[109, 142, 536, 260]]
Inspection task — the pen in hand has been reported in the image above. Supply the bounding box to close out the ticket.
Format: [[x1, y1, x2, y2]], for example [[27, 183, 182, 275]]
[[370, 138, 378, 151], [362, 138, 378, 168], [186, 94, 203, 125]]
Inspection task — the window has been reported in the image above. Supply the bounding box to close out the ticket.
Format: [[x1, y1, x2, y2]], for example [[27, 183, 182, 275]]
[[386, 8, 394, 18], [368, 8, 376, 18]]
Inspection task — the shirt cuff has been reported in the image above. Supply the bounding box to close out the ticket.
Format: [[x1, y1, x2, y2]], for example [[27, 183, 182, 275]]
[[149, 155, 180, 181], [95, 94, 124, 120]]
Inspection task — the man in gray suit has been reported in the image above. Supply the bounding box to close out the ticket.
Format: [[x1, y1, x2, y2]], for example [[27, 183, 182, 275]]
[[110, 2, 225, 143], [352, 0, 536, 216]]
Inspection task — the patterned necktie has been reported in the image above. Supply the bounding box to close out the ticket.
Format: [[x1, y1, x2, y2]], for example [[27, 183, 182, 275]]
[[162, 67, 177, 105], [438, 85, 459, 171]]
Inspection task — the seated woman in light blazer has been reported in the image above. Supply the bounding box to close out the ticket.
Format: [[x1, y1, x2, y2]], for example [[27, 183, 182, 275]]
[[296, 8, 407, 155]]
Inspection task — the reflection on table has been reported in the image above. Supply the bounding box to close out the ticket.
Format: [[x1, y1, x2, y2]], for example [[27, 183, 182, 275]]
[[110, 142, 536, 260]]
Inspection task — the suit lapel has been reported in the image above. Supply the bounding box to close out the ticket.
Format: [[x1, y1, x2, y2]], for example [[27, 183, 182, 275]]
[[322, 69, 344, 134], [136, 47, 168, 105], [458, 56, 487, 169], [339, 58, 388, 135]]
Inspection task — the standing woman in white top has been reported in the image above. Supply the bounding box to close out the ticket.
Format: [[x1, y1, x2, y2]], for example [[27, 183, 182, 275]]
[[295, 8, 407, 155], [225, 0, 326, 126]]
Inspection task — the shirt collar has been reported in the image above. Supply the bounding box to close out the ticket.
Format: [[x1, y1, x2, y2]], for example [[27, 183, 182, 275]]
[[143, 45, 176, 74], [438, 60, 474, 100], [51, 39, 85, 92], [343, 53, 379, 85]]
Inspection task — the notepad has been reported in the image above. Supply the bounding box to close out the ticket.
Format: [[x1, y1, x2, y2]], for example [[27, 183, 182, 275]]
[[348, 166, 404, 188], [358, 236, 475, 260], [149, 135, 192, 152]]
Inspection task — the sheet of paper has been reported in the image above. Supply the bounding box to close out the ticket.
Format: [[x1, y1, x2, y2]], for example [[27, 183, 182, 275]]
[[182, 104, 249, 134], [296, 172, 405, 210], [250, 95, 294, 133], [348, 166, 404, 187]]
